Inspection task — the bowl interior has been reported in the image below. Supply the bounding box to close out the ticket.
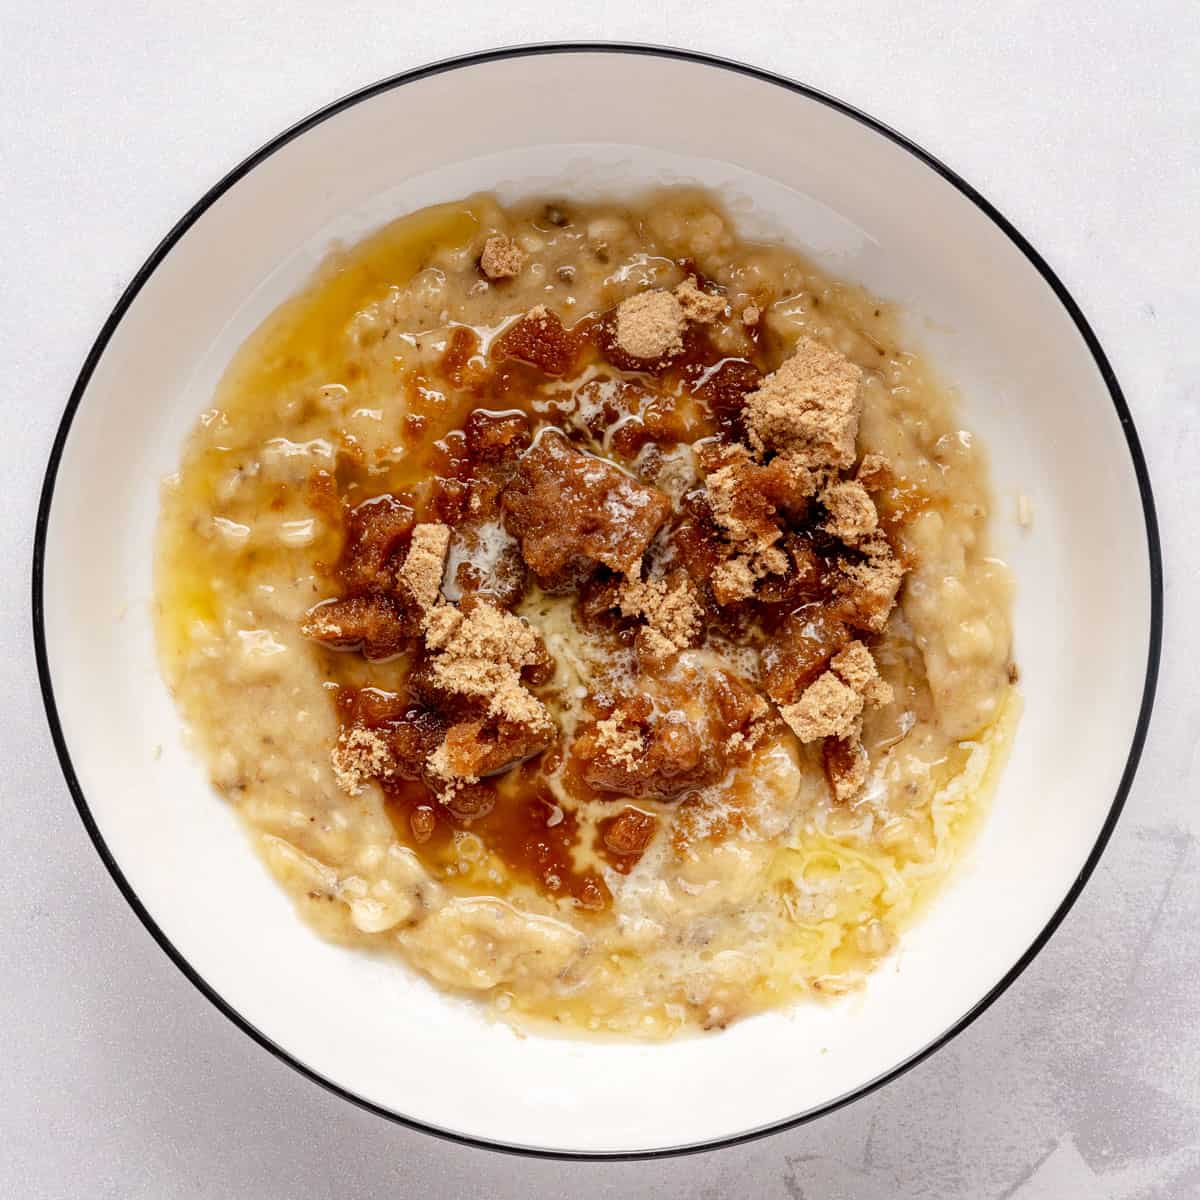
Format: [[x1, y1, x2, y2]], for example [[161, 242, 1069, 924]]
[[38, 49, 1156, 1155]]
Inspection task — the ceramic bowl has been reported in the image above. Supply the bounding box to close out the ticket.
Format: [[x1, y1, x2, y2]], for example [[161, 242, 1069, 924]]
[[34, 45, 1161, 1157]]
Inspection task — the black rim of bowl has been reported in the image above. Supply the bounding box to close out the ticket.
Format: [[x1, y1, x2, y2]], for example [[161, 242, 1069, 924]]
[[32, 41, 1164, 1160]]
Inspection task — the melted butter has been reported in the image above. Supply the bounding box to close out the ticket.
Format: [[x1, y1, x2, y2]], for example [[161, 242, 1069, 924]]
[[221, 203, 480, 400], [156, 203, 482, 662]]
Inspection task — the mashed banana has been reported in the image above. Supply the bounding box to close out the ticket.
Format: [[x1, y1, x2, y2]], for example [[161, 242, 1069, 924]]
[[156, 190, 1016, 1036]]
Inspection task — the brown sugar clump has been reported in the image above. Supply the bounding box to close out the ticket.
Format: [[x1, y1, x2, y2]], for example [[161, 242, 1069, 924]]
[[426, 715, 553, 793], [330, 726, 395, 795], [502, 431, 672, 587], [761, 606, 849, 706], [301, 594, 414, 660], [338, 495, 415, 593], [619, 573, 703, 663], [601, 807, 659, 862], [385, 707, 449, 780], [575, 702, 717, 800], [744, 337, 864, 467], [856, 452, 891, 490], [613, 290, 687, 361], [776, 634, 891, 800], [824, 737, 868, 803], [451, 530, 529, 610], [710, 544, 790, 605], [779, 672, 863, 743], [673, 277, 726, 324], [395, 523, 450, 615], [422, 599, 550, 720], [821, 479, 878, 544], [710, 556, 756, 606], [493, 305, 582, 376], [699, 443, 822, 544], [592, 711, 645, 770], [830, 640, 893, 706], [696, 442, 824, 604], [741, 304, 761, 327], [479, 235, 525, 280], [833, 532, 906, 632], [704, 448, 783, 551], [464, 409, 531, 463], [422, 602, 463, 651], [418, 598, 557, 793]]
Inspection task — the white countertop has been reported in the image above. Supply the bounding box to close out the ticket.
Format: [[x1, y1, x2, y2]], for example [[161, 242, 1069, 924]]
[[4, 4, 1196, 1196]]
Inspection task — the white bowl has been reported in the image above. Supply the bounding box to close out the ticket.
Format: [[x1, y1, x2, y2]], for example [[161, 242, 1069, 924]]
[[34, 45, 1161, 1157]]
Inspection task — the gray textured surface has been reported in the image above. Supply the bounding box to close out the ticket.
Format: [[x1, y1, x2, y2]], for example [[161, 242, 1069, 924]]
[[2, 3, 1195, 1196]]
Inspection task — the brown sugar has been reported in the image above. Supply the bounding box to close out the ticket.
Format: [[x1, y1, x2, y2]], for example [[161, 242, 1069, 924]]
[[450, 531, 529, 610], [761, 606, 849, 706], [824, 737, 868, 803], [833, 532, 906, 632], [776, 634, 891, 799], [493, 305, 583, 376], [696, 441, 825, 604], [619, 574, 703, 659], [575, 703, 715, 800], [744, 338, 864, 467], [463, 409, 531, 463], [422, 602, 463, 651], [502, 431, 672, 586], [856, 452, 891, 490], [301, 264, 924, 901], [821, 479, 878, 544], [704, 449, 783, 551], [673, 277, 726, 323], [699, 443, 821, 548], [395, 522, 450, 615], [830, 640, 893, 706], [479, 235, 525, 280], [593, 711, 644, 770], [422, 599, 550, 721], [301, 594, 414, 660], [338, 495, 415, 593], [426, 715, 553, 793], [600, 807, 659, 867], [418, 598, 557, 792], [779, 672, 864, 743], [330, 726, 395, 795], [613, 290, 687, 361], [710, 544, 790, 605]]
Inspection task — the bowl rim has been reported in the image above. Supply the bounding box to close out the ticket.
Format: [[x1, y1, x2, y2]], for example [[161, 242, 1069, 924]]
[[31, 41, 1163, 1160]]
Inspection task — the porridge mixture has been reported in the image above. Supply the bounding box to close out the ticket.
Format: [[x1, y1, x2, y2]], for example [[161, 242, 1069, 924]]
[[156, 190, 1016, 1036]]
